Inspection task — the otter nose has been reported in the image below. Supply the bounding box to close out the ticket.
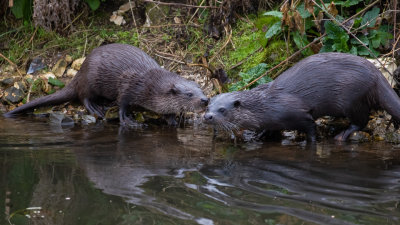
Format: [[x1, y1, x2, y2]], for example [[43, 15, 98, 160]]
[[201, 98, 209, 106], [204, 113, 213, 121]]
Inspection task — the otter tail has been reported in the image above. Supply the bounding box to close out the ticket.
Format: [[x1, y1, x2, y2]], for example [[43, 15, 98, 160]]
[[376, 75, 400, 126], [3, 83, 78, 117]]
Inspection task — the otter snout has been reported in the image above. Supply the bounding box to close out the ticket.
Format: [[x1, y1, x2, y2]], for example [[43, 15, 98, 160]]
[[203, 112, 215, 123], [201, 98, 209, 106]]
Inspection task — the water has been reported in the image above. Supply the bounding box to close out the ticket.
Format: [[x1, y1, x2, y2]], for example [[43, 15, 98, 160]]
[[0, 117, 399, 225]]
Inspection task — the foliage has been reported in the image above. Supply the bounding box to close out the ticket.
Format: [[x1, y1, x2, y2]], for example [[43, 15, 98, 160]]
[[262, 1, 393, 57], [229, 63, 272, 92], [48, 77, 65, 88], [84, 0, 106, 11], [10, 0, 33, 22]]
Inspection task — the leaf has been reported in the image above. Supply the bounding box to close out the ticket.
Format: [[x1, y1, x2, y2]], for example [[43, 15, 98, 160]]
[[350, 46, 357, 55], [84, 0, 100, 11], [325, 21, 347, 40], [265, 21, 282, 39], [292, 31, 313, 56], [263, 11, 283, 18], [335, 0, 363, 7], [11, 0, 33, 21], [296, 3, 312, 19], [357, 46, 370, 56], [361, 7, 380, 28], [48, 78, 65, 88]]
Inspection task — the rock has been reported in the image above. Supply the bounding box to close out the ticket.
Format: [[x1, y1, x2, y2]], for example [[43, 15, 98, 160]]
[[348, 131, 370, 142], [367, 57, 397, 88], [65, 55, 73, 64], [82, 115, 96, 125], [71, 57, 85, 70], [105, 106, 119, 120], [52, 58, 68, 77], [40, 72, 56, 80], [4, 65, 15, 73], [1, 77, 15, 85], [66, 69, 77, 78], [14, 81, 27, 92], [27, 57, 46, 74], [3, 86, 25, 103], [49, 112, 75, 127], [110, 13, 126, 26]]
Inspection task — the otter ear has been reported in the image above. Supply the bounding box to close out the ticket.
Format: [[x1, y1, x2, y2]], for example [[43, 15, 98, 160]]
[[169, 84, 179, 95], [233, 100, 241, 108]]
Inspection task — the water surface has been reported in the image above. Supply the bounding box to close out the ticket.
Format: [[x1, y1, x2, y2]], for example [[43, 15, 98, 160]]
[[1, 117, 399, 225]]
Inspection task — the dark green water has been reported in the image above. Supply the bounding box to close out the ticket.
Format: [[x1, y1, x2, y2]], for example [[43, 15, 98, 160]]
[[0, 117, 399, 225]]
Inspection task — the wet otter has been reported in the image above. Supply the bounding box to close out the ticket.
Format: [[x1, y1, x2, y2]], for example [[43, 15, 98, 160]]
[[204, 52, 400, 141], [4, 43, 209, 126]]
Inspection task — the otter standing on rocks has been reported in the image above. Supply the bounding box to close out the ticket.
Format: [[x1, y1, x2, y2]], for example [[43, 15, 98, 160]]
[[4, 43, 209, 126], [204, 52, 400, 142]]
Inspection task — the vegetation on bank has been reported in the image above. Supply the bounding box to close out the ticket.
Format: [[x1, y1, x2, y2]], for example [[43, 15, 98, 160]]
[[0, 0, 399, 109]]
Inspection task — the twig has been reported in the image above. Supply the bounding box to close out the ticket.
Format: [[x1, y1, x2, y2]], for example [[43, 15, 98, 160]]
[[26, 78, 36, 103], [188, 0, 206, 24], [142, 23, 200, 28], [82, 32, 88, 58], [229, 47, 263, 70], [62, 10, 84, 32], [128, 0, 141, 43], [209, 26, 232, 63], [240, 0, 380, 90], [0, 52, 23, 76], [187, 63, 214, 74], [155, 53, 186, 64], [392, 0, 397, 65], [143, 0, 218, 8], [28, 26, 38, 45]]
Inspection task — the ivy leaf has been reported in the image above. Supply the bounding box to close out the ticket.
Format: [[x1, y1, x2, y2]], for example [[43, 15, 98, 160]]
[[11, 0, 33, 21], [265, 21, 282, 39], [361, 7, 380, 28], [263, 11, 283, 18], [48, 78, 65, 88], [324, 21, 349, 52]]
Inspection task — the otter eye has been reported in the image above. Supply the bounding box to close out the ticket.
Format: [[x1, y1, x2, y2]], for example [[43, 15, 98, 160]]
[[186, 93, 193, 97], [218, 108, 226, 113]]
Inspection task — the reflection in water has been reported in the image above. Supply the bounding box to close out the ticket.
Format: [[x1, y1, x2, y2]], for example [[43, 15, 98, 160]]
[[0, 117, 399, 225]]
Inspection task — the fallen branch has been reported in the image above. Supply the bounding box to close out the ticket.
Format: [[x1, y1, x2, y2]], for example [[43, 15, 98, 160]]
[[240, 0, 380, 90], [143, 0, 218, 9]]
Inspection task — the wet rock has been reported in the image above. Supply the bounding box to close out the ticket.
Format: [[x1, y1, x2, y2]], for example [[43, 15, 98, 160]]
[[3, 86, 25, 103], [66, 68, 77, 78], [348, 131, 370, 142], [1, 77, 15, 85], [71, 57, 85, 70], [27, 57, 46, 74], [105, 106, 119, 120], [49, 112, 75, 127], [82, 115, 96, 125], [52, 58, 68, 77], [14, 81, 27, 92]]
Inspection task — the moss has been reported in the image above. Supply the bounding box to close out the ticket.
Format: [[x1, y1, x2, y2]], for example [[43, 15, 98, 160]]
[[264, 40, 294, 65]]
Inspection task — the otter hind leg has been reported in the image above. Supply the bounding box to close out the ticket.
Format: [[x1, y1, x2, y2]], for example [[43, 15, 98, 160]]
[[335, 105, 370, 141], [83, 98, 105, 118], [334, 124, 361, 141]]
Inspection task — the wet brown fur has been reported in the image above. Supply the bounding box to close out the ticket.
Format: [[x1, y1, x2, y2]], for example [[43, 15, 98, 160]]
[[205, 52, 400, 141], [4, 44, 208, 126]]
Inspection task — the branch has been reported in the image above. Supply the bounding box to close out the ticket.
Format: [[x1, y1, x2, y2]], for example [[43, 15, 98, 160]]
[[0, 52, 23, 76], [142, 0, 218, 9]]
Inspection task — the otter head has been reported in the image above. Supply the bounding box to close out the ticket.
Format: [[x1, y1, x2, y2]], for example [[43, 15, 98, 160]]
[[204, 91, 262, 132], [146, 70, 208, 114]]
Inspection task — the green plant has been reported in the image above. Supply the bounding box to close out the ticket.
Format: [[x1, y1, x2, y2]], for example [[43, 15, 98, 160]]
[[84, 0, 106, 11], [11, 0, 33, 22], [262, 1, 393, 57], [229, 63, 272, 91]]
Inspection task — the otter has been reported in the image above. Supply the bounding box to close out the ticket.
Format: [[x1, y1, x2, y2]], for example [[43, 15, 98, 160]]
[[4, 43, 209, 126], [204, 52, 400, 142]]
